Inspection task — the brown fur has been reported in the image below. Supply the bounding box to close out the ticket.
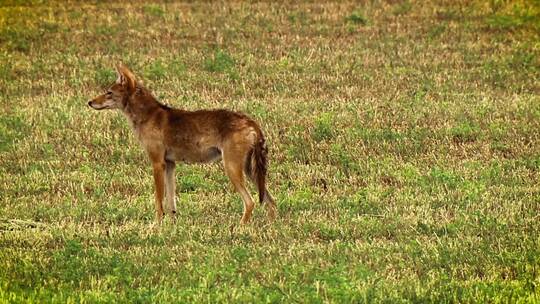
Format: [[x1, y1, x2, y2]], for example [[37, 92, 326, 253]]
[[88, 64, 277, 223]]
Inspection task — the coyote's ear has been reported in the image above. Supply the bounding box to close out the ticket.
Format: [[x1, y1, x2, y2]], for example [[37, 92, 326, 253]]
[[115, 64, 136, 92]]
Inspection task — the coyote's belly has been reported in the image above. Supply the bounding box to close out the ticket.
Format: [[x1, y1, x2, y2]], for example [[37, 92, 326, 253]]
[[165, 146, 222, 164]]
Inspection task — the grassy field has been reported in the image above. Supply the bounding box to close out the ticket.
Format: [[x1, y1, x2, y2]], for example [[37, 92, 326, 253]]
[[1, 0, 539, 302]]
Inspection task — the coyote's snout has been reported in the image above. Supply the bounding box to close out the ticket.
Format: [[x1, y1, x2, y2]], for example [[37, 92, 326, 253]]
[[88, 64, 277, 224]]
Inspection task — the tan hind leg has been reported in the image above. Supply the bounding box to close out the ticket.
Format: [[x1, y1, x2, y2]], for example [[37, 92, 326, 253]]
[[245, 170, 277, 221], [263, 191, 277, 221], [165, 160, 177, 219], [223, 147, 255, 224]]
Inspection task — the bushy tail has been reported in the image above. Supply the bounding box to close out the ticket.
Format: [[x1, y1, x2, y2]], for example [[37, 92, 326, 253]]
[[252, 136, 268, 204]]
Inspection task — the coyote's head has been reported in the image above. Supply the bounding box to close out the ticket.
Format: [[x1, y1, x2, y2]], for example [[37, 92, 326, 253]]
[[88, 64, 136, 110]]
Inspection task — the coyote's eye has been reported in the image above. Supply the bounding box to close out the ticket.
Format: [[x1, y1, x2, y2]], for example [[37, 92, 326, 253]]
[[106, 91, 113, 96]]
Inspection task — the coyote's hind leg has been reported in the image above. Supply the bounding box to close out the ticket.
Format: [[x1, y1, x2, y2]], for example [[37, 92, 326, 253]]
[[222, 146, 255, 224]]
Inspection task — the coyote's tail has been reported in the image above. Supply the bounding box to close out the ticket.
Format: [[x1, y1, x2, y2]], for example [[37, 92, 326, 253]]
[[246, 133, 268, 204]]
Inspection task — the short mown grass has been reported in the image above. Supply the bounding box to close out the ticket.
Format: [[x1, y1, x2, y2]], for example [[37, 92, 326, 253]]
[[0, 0, 539, 302]]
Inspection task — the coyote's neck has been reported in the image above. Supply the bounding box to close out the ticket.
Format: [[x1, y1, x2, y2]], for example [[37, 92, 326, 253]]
[[122, 87, 163, 128]]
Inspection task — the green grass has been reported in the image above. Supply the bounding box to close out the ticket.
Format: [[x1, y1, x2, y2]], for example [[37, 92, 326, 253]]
[[1, 0, 539, 302]]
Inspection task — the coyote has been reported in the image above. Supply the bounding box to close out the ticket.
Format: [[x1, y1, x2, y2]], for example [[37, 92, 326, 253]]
[[88, 64, 277, 224]]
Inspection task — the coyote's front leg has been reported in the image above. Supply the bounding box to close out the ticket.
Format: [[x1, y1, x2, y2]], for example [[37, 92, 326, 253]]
[[151, 161, 166, 222], [165, 160, 177, 218]]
